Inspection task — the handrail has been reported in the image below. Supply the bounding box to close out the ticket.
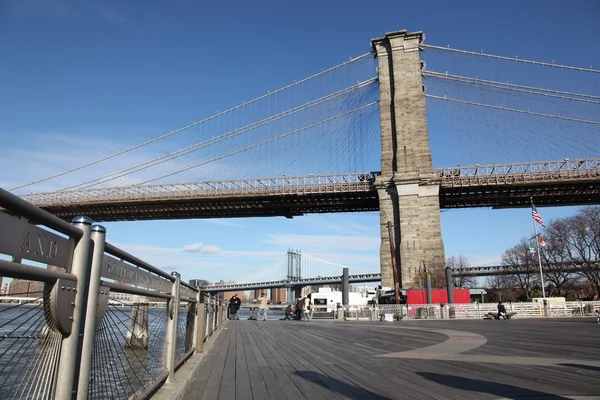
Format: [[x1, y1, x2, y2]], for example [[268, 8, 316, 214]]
[[104, 242, 176, 282], [180, 280, 199, 292], [0, 259, 77, 283], [0, 187, 82, 238], [101, 281, 173, 300]]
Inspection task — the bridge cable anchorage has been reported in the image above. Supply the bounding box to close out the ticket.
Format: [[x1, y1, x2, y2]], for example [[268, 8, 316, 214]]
[[423, 71, 600, 104], [133, 102, 379, 185], [424, 94, 600, 126], [422, 44, 599, 74], [9, 52, 374, 192], [57, 78, 378, 192]]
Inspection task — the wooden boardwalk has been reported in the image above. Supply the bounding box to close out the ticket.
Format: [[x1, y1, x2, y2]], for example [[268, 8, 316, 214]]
[[182, 318, 600, 400]]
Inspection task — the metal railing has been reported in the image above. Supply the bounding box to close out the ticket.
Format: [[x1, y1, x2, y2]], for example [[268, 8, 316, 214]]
[[0, 187, 227, 399], [436, 158, 600, 187], [340, 301, 600, 321]]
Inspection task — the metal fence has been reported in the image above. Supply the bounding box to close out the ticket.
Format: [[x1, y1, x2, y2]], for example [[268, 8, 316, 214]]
[[0, 187, 227, 399], [343, 301, 600, 321]]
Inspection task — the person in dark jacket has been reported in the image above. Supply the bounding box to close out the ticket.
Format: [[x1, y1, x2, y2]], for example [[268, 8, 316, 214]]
[[229, 294, 241, 320], [295, 297, 303, 320], [284, 304, 294, 320], [497, 301, 509, 319]]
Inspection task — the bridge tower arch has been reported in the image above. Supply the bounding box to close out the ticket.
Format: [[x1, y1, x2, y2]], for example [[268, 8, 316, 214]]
[[372, 30, 445, 289]]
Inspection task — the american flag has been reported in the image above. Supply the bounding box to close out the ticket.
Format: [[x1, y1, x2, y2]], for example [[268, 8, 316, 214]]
[[531, 202, 545, 227]]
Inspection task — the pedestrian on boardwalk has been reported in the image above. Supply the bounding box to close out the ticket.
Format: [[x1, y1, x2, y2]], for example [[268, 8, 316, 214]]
[[258, 292, 268, 321], [229, 294, 241, 320], [295, 297, 303, 320], [302, 295, 312, 321]]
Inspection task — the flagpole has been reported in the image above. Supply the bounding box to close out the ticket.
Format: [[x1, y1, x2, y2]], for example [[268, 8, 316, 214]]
[[531, 199, 546, 298]]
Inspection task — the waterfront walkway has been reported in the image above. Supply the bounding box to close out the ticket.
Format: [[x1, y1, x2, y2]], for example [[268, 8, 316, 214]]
[[182, 318, 600, 400]]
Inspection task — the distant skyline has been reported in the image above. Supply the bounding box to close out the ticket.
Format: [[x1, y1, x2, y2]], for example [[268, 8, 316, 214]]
[[1, 1, 599, 284]]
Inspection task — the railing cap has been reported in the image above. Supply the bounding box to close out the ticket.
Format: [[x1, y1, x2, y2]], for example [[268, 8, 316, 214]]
[[72, 216, 93, 225], [91, 224, 106, 233]]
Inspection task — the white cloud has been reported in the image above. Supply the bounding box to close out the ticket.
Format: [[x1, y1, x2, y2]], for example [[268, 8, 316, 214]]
[[182, 243, 221, 254]]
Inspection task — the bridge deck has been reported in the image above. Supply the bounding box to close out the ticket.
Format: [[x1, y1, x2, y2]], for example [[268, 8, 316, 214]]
[[181, 318, 600, 400]]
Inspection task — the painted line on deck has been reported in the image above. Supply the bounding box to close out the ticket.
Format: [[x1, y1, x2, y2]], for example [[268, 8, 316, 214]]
[[376, 327, 487, 359], [376, 327, 600, 368]]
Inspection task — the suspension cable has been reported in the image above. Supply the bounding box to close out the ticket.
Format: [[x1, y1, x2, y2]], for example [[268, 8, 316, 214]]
[[10, 52, 374, 192], [423, 71, 600, 104], [136, 102, 378, 185], [422, 44, 600, 74], [425, 94, 600, 125], [60, 79, 378, 191]]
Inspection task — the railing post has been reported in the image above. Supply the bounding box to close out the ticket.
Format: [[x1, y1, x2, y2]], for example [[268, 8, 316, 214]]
[[55, 216, 93, 400], [195, 290, 205, 353], [214, 299, 218, 329], [212, 298, 217, 332], [165, 272, 180, 383], [77, 224, 106, 400]]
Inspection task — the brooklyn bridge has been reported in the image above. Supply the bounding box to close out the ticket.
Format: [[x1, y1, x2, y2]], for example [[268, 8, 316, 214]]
[[7, 30, 600, 289]]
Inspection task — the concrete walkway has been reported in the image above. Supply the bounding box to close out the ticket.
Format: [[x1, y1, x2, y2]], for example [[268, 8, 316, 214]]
[[180, 318, 600, 400]]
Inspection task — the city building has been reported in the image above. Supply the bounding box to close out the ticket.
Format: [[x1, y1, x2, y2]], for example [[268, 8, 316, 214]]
[[270, 287, 287, 304], [189, 279, 208, 288]]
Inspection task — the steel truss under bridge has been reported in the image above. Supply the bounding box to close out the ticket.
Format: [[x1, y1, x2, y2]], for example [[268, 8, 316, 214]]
[[453, 262, 599, 277], [205, 262, 600, 291], [204, 273, 383, 292], [15, 158, 600, 222]]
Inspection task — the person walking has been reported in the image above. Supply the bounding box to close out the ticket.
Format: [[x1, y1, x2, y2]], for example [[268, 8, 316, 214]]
[[258, 292, 268, 321], [295, 297, 303, 320], [302, 295, 312, 321]]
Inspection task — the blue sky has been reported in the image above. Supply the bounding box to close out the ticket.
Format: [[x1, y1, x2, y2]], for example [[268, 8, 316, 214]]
[[1, 0, 599, 285]]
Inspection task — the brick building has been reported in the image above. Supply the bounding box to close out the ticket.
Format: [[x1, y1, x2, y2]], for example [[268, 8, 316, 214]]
[[270, 288, 287, 304]]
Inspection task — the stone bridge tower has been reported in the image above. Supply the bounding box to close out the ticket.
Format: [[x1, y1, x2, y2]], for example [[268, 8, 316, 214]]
[[372, 30, 445, 289]]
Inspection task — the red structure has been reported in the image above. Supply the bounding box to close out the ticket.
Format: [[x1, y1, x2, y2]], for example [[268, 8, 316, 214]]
[[406, 289, 470, 304]]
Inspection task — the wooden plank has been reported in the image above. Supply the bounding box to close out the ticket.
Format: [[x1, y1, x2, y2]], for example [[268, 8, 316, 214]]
[[182, 318, 600, 400], [216, 325, 237, 400], [234, 325, 253, 400], [245, 324, 293, 400], [182, 326, 230, 400]]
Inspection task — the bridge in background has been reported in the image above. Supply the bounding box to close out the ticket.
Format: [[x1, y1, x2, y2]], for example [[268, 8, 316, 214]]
[[9, 29, 600, 291], [202, 251, 599, 293]]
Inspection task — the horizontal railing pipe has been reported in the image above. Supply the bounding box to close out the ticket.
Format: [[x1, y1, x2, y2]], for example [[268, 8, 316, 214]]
[[0, 187, 83, 238], [104, 242, 176, 281], [180, 281, 199, 292], [0, 259, 77, 283], [101, 281, 173, 300]]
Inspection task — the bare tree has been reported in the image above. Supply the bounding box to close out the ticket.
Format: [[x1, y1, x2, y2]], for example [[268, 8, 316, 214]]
[[497, 206, 600, 300], [501, 238, 539, 298], [566, 208, 600, 298], [540, 218, 575, 296], [410, 263, 446, 289], [486, 274, 519, 302], [447, 255, 476, 288]]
